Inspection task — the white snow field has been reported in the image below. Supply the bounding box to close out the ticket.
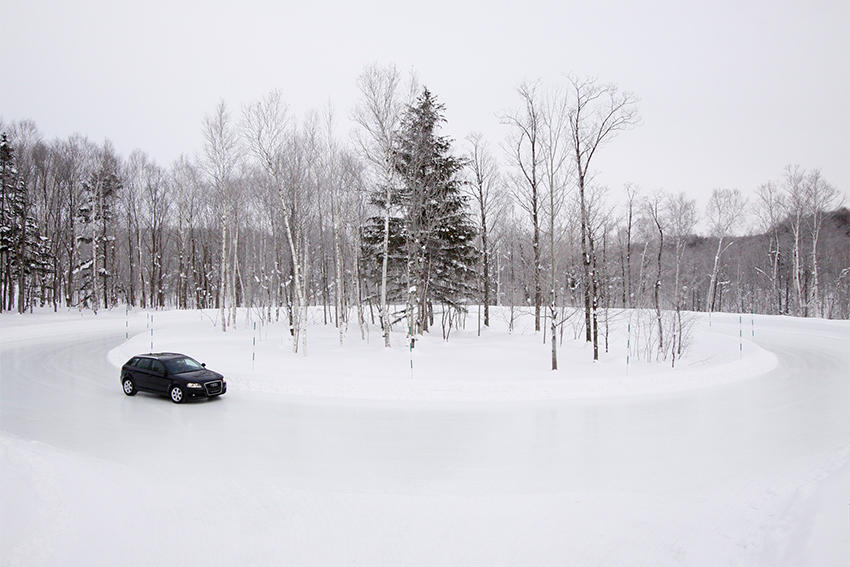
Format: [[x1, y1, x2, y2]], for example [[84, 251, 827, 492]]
[[1, 307, 849, 566]]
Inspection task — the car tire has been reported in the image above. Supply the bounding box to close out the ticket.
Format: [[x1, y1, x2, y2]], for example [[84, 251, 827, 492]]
[[169, 385, 185, 404], [122, 376, 136, 396]]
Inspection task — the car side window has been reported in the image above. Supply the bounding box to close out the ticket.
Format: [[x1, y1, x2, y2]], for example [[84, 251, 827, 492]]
[[135, 358, 152, 371], [151, 361, 165, 375]]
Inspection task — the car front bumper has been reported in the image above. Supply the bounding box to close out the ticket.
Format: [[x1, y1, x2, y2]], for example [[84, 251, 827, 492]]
[[187, 381, 226, 398]]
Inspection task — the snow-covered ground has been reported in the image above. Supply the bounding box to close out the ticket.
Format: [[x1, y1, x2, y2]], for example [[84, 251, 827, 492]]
[[1, 307, 849, 565]]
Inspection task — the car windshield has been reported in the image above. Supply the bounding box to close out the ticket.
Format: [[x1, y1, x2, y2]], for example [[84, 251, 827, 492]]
[[164, 357, 204, 374]]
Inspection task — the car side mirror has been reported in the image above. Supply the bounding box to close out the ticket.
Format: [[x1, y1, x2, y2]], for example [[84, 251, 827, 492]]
[[201, 363, 206, 368]]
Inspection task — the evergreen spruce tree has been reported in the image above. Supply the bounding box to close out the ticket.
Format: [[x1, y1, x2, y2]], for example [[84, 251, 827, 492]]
[[0, 133, 17, 312], [362, 88, 478, 334], [24, 226, 53, 310], [0, 133, 53, 312], [13, 207, 51, 313]]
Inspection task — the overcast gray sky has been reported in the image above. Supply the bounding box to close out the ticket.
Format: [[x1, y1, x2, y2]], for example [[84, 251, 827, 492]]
[[2, 0, 848, 209]]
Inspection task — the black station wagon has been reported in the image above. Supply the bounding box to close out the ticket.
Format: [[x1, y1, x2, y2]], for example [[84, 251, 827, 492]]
[[120, 353, 227, 403]]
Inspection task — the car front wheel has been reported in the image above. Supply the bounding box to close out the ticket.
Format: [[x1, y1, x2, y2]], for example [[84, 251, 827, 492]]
[[170, 385, 184, 404], [122, 377, 136, 396]]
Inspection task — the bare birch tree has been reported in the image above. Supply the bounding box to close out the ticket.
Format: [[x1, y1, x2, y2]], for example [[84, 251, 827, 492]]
[[805, 169, 841, 316], [353, 64, 404, 348], [567, 75, 638, 360], [323, 106, 348, 344], [622, 183, 638, 308], [540, 88, 571, 369], [464, 133, 504, 331], [202, 101, 240, 332], [645, 192, 665, 358], [667, 192, 696, 359], [782, 165, 808, 315], [140, 159, 170, 309], [242, 91, 310, 353], [755, 181, 785, 313], [704, 188, 746, 315], [171, 156, 202, 310], [503, 82, 544, 332]]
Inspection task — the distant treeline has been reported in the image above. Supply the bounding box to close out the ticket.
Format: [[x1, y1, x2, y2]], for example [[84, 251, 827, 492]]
[[1, 67, 846, 367]]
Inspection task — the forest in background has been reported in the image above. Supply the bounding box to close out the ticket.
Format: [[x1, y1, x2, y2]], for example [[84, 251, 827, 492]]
[[1, 65, 847, 368]]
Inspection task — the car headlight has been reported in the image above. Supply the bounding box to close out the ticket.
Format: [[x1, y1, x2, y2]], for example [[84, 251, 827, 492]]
[[187, 382, 203, 389], [222, 377, 226, 385]]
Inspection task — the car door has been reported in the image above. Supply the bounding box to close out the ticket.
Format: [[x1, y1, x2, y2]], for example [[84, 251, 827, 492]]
[[149, 360, 169, 393], [132, 357, 154, 390], [123, 357, 140, 379]]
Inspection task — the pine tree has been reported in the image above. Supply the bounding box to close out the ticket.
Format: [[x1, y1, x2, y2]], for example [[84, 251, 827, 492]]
[[362, 88, 478, 334]]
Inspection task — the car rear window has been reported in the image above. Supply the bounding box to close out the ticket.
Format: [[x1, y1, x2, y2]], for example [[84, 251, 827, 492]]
[[135, 358, 152, 371]]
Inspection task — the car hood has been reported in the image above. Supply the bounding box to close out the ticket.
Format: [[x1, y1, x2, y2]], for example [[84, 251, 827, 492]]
[[175, 369, 223, 382]]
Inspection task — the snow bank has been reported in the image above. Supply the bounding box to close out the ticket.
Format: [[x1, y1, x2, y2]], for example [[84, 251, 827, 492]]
[[0, 307, 136, 350], [106, 307, 778, 403]]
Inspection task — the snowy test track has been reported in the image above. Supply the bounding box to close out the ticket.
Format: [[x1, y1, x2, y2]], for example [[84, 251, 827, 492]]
[[1, 312, 849, 565]]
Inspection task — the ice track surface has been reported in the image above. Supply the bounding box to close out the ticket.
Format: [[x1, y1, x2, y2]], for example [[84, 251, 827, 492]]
[[1, 313, 849, 566]]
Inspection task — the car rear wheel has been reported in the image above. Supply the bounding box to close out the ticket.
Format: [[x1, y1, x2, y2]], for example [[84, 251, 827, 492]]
[[170, 385, 184, 404], [122, 377, 136, 396]]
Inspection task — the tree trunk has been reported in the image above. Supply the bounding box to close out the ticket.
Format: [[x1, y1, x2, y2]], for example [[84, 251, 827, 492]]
[[654, 221, 664, 358], [380, 180, 392, 347], [481, 213, 490, 327], [91, 186, 100, 315], [277, 194, 305, 353], [220, 211, 227, 331], [549, 172, 557, 369], [811, 224, 821, 317], [533, 194, 541, 333], [16, 213, 26, 314], [589, 229, 599, 361], [792, 216, 803, 316], [332, 187, 345, 345], [625, 198, 633, 308], [706, 237, 723, 313], [230, 224, 238, 327], [577, 172, 592, 343], [137, 225, 146, 309]]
